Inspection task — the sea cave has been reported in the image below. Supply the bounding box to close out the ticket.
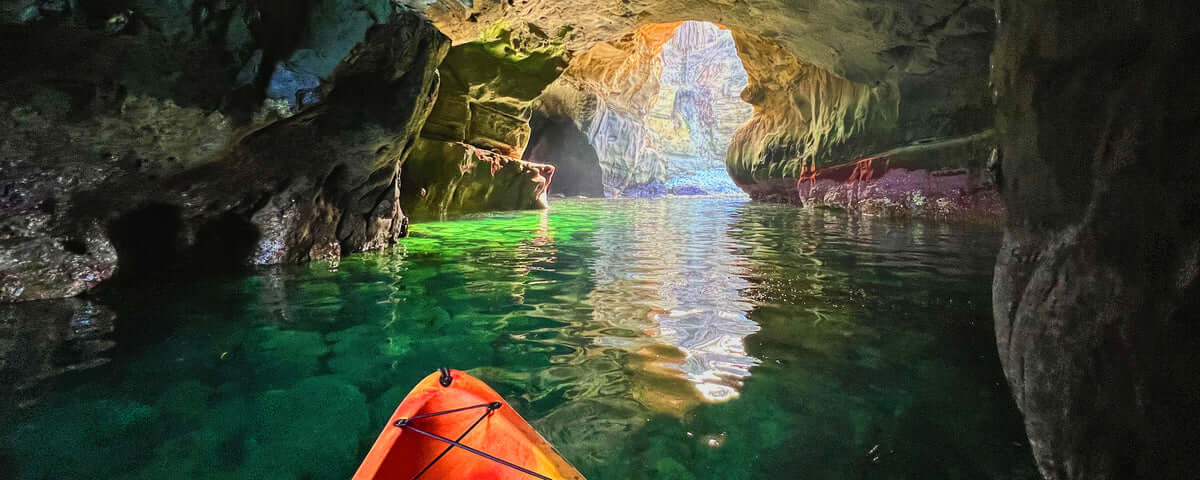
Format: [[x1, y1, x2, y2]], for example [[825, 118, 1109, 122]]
[[1, 1, 1197, 479]]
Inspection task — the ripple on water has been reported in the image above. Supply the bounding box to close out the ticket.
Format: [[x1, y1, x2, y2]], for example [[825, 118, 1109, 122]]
[[1, 197, 1038, 480]]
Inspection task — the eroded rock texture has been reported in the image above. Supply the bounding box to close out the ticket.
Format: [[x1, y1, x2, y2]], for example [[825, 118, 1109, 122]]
[[412, 0, 997, 206], [992, 0, 1200, 478], [1, 7, 448, 301], [792, 132, 1002, 219], [398, 23, 563, 220]]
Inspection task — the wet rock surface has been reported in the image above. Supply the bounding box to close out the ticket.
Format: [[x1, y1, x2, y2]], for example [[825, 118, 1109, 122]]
[[784, 132, 1002, 220], [399, 141, 555, 221], [1, 7, 448, 300], [991, 0, 1200, 478]]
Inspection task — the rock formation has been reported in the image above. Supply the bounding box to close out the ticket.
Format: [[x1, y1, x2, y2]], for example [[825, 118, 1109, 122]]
[[991, 0, 1200, 477], [1, 5, 448, 302], [397, 22, 565, 220], [413, 0, 997, 207], [524, 109, 605, 197]]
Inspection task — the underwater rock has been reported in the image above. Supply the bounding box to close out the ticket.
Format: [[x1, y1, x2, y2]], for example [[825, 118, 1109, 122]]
[[0, 297, 115, 405], [246, 327, 329, 389], [6, 397, 158, 478], [326, 324, 407, 394], [242, 376, 370, 480]]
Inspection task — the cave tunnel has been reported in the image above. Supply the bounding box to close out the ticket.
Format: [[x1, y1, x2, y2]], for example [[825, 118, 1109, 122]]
[[524, 21, 753, 199], [2, 2, 1198, 480]]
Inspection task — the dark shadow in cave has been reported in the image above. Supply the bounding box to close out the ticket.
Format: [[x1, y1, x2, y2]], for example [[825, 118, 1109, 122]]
[[524, 110, 606, 197], [106, 204, 261, 285]]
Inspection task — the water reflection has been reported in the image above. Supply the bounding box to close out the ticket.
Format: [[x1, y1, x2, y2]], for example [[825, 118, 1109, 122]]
[[587, 199, 759, 401], [0, 197, 1036, 480]]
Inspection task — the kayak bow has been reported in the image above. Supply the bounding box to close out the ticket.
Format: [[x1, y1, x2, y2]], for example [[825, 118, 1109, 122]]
[[354, 368, 584, 480]]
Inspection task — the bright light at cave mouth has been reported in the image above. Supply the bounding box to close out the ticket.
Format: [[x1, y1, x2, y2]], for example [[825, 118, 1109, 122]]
[[647, 21, 753, 197], [571, 20, 754, 198]]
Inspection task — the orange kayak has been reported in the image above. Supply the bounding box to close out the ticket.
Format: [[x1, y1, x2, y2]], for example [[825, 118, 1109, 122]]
[[354, 369, 585, 480]]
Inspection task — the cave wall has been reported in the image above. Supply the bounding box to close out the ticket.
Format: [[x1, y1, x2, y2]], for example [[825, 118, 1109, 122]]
[[991, 0, 1200, 478], [1, 5, 448, 302], [410, 0, 997, 208], [397, 22, 565, 220]]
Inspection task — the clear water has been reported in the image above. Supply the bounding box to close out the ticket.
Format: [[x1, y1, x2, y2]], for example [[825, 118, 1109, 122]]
[[1, 197, 1037, 480]]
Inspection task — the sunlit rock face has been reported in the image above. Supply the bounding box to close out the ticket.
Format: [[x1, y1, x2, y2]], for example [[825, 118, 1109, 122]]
[[991, 0, 1200, 477], [1, 7, 447, 301], [399, 23, 566, 220], [415, 0, 997, 211]]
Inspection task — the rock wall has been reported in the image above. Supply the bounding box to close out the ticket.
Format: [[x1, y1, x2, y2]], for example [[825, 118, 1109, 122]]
[[991, 0, 1200, 478], [1, 7, 449, 302], [410, 0, 997, 206], [398, 22, 565, 220]]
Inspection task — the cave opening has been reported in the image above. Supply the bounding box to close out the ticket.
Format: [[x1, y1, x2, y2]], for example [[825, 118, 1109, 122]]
[[526, 21, 753, 198]]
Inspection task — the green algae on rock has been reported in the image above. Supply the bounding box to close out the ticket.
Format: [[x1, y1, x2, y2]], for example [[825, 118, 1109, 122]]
[[399, 21, 568, 220]]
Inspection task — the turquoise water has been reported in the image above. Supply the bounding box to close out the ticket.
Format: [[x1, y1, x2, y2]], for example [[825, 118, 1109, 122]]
[[1, 197, 1037, 479]]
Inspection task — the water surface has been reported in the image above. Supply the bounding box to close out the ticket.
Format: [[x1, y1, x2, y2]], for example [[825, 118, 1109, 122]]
[[1, 197, 1037, 479]]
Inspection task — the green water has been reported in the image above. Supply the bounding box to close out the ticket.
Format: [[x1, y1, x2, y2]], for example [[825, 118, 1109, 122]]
[[2, 197, 1037, 479]]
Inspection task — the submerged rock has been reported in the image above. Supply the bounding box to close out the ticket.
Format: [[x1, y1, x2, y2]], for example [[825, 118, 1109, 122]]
[[242, 376, 369, 480], [0, 297, 115, 405]]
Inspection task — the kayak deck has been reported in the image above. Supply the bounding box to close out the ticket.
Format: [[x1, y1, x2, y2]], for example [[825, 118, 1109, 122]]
[[354, 369, 584, 480]]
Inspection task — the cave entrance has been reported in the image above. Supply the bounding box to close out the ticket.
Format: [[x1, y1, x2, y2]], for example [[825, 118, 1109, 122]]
[[527, 21, 753, 198]]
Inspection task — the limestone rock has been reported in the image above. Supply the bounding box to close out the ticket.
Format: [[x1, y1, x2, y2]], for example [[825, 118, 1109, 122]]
[[787, 132, 1002, 220], [523, 110, 605, 197]]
